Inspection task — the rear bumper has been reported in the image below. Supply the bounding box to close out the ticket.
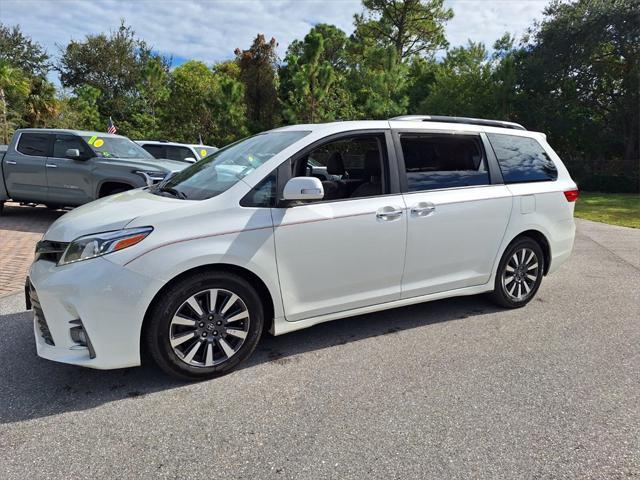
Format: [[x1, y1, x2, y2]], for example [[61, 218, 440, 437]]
[[29, 256, 165, 369], [547, 218, 576, 275]]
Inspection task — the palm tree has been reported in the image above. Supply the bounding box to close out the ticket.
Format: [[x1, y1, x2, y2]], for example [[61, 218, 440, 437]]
[[24, 76, 57, 127], [0, 61, 30, 143]]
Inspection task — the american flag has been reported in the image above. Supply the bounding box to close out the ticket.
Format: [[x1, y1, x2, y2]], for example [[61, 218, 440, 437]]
[[107, 117, 117, 134]]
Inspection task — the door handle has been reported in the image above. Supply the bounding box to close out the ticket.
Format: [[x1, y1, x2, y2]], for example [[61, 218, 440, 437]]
[[5, 160, 16, 165], [45, 163, 58, 168], [410, 202, 436, 217], [376, 206, 403, 221]]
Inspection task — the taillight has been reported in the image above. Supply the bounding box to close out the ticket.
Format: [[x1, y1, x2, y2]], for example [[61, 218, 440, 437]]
[[564, 189, 580, 202]]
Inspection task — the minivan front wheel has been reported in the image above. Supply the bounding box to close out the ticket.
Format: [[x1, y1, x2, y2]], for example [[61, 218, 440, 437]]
[[489, 238, 544, 308], [145, 272, 264, 380]]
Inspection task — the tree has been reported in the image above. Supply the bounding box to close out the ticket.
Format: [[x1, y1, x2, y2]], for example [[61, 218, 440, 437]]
[[418, 41, 494, 118], [129, 57, 170, 138], [210, 74, 248, 145], [53, 85, 102, 131], [283, 31, 349, 123], [58, 22, 164, 124], [163, 60, 247, 146], [0, 60, 29, 143], [24, 76, 57, 127], [285, 24, 350, 71], [490, 33, 518, 119], [354, 0, 453, 62], [235, 34, 279, 132], [515, 0, 640, 188], [0, 24, 50, 77], [350, 46, 409, 119], [405, 55, 437, 113]]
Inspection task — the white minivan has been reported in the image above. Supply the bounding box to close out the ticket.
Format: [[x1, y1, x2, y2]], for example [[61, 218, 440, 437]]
[[28, 116, 578, 380]]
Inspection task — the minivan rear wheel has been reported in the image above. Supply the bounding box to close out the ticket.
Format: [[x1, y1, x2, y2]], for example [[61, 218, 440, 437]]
[[489, 237, 544, 308], [145, 272, 264, 380]]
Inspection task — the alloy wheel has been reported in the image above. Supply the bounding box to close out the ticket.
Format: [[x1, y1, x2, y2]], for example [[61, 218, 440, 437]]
[[169, 288, 250, 367], [501, 247, 540, 302]]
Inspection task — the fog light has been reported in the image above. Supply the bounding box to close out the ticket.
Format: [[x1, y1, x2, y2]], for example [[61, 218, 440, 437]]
[[69, 319, 96, 358]]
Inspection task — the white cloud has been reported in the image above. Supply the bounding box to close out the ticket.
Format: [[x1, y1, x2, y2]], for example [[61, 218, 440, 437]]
[[445, 0, 549, 50], [1, 0, 549, 69]]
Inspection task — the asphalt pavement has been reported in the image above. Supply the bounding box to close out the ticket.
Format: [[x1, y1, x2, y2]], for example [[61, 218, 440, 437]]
[[0, 219, 638, 479]]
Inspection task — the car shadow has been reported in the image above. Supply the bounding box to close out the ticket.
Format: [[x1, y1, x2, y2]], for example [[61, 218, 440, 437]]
[[0, 203, 66, 234], [0, 295, 501, 424]]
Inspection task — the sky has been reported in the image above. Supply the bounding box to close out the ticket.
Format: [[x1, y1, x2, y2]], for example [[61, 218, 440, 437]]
[[1, 0, 551, 70]]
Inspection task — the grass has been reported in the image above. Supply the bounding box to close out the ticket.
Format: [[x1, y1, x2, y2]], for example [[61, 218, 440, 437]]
[[574, 192, 640, 228]]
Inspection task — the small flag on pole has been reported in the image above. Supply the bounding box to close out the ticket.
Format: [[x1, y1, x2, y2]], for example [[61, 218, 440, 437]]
[[107, 117, 117, 134]]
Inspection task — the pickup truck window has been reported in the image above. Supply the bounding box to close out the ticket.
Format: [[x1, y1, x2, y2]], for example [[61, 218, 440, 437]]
[[82, 135, 154, 160], [17, 133, 51, 157], [53, 135, 92, 158]]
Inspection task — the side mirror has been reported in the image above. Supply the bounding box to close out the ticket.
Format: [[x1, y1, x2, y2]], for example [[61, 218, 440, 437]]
[[282, 176, 324, 202], [184, 157, 197, 163], [65, 148, 81, 159]]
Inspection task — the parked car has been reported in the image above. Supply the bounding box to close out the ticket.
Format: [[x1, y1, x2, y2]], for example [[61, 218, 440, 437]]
[[27, 116, 578, 380], [135, 140, 218, 163], [0, 129, 189, 214]]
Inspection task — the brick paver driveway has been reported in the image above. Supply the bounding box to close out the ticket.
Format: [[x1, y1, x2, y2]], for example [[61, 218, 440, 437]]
[[0, 202, 64, 296]]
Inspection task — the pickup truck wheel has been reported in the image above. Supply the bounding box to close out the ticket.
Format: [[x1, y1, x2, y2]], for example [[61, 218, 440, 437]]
[[145, 272, 264, 381]]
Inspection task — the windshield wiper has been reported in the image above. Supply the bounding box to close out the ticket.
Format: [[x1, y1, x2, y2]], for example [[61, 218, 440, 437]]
[[158, 186, 188, 200]]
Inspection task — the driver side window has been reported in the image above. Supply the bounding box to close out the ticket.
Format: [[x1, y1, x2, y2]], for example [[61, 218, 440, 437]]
[[53, 135, 92, 159], [293, 135, 387, 202]]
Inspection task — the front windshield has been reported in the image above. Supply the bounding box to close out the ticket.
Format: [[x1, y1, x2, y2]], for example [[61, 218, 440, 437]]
[[196, 146, 218, 158], [157, 131, 309, 200], [82, 135, 155, 159]]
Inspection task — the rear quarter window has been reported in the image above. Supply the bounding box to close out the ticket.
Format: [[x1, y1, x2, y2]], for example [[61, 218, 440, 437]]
[[487, 133, 557, 183]]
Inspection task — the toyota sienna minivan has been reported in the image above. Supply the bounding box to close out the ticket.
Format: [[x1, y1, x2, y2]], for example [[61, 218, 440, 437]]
[[28, 116, 578, 380]]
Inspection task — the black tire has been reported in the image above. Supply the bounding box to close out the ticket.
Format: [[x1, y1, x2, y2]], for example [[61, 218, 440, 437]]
[[100, 187, 128, 198], [488, 237, 544, 308], [145, 271, 264, 381], [0, 201, 4, 216]]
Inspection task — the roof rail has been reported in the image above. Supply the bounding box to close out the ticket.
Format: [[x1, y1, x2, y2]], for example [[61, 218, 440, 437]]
[[389, 115, 526, 131]]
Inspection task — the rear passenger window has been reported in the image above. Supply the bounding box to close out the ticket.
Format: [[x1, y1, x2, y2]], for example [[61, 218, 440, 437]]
[[400, 134, 489, 192], [17, 133, 51, 156], [487, 133, 557, 183]]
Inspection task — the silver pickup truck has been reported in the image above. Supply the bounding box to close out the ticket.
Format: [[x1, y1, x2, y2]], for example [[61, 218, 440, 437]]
[[0, 128, 188, 214]]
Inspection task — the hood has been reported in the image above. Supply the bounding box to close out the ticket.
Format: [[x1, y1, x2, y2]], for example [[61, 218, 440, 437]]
[[96, 157, 188, 173], [44, 188, 193, 242]]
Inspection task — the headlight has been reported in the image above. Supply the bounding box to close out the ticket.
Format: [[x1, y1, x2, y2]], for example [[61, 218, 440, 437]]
[[58, 227, 153, 266], [135, 170, 167, 186]]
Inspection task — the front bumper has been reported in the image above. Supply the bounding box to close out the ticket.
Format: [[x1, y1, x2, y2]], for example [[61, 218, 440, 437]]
[[29, 256, 165, 369]]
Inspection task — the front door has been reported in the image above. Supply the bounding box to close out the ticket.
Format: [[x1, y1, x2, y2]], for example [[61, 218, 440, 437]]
[[47, 134, 94, 205], [3, 132, 51, 202], [396, 131, 513, 298], [272, 132, 407, 322]]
